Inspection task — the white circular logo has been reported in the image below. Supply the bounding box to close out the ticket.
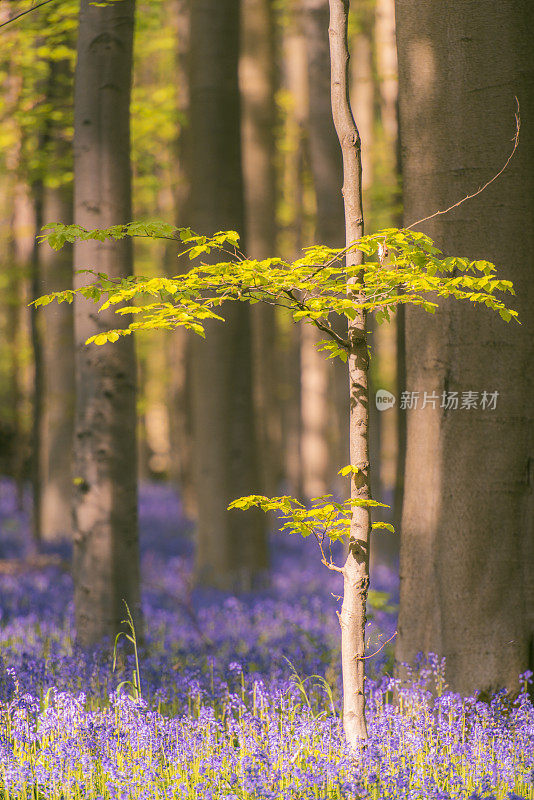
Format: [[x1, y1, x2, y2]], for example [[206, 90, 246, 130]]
[[375, 389, 396, 411]]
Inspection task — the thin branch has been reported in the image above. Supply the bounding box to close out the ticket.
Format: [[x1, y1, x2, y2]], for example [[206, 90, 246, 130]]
[[315, 525, 344, 574], [406, 98, 520, 230], [0, 0, 56, 29], [321, 558, 344, 574], [283, 288, 349, 349], [360, 631, 397, 660]]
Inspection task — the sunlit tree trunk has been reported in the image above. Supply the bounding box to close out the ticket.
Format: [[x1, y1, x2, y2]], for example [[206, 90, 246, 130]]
[[279, 16, 309, 496], [301, 0, 346, 500], [189, 0, 268, 591], [329, 0, 370, 744], [73, 0, 141, 645], [241, 0, 281, 497], [349, 3, 376, 524], [350, 12, 374, 193], [375, 0, 397, 143], [395, 0, 534, 693]]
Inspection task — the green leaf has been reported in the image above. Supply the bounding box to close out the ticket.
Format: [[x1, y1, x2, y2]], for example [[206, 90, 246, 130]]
[[338, 465, 360, 476], [92, 333, 109, 346], [371, 521, 395, 533]]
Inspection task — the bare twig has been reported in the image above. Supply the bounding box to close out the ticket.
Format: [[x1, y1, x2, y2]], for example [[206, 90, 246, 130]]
[[360, 630, 397, 660], [0, 0, 56, 29], [406, 98, 520, 230], [283, 288, 349, 348], [321, 558, 344, 574]]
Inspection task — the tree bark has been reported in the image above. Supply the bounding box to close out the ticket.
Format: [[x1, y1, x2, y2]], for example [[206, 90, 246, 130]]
[[350, 17, 374, 192], [279, 17, 308, 496], [373, 0, 402, 565], [301, 0, 347, 500], [9, 186, 35, 507], [30, 176, 44, 545], [39, 57, 75, 543], [329, 0, 370, 744], [189, 0, 268, 591], [39, 182, 74, 542], [241, 0, 281, 497], [395, 0, 534, 693], [165, 0, 197, 517], [73, 0, 141, 645]]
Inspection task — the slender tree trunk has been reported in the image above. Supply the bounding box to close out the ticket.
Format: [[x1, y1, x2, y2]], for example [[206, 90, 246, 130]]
[[395, 0, 534, 693], [73, 0, 141, 645], [10, 186, 35, 507], [30, 178, 44, 544], [189, 0, 268, 591], [2, 218, 23, 484], [329, 0, 369, 744], [39, 183, 74, 542], [38, 57, 75, 543], [241, 0, 281, 497]]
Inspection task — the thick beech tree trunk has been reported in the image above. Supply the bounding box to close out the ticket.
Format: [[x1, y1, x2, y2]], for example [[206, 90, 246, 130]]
[[395, 0, 534, 693], [73, 0, 141, 645], [329, 0, 370, 744], [189, 0, 267, 591]]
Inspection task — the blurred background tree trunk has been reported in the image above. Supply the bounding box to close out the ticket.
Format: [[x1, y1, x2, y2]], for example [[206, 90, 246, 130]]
[[37, 58, 75, 544], [241, 0, 281, 498], [189, 0, 268, 591], [277, 9, 309, 498], [166, 0, 196, 518], [301, 0, 345, 500]]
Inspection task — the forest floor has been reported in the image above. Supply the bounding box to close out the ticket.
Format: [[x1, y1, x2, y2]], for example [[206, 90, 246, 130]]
[[0, 479, 532, 800]]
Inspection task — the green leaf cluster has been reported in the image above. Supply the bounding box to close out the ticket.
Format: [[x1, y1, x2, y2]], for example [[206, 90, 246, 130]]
[[228, 479, 391, 544], [0, 0, 77, 188], [36, 222, 519, 351]]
